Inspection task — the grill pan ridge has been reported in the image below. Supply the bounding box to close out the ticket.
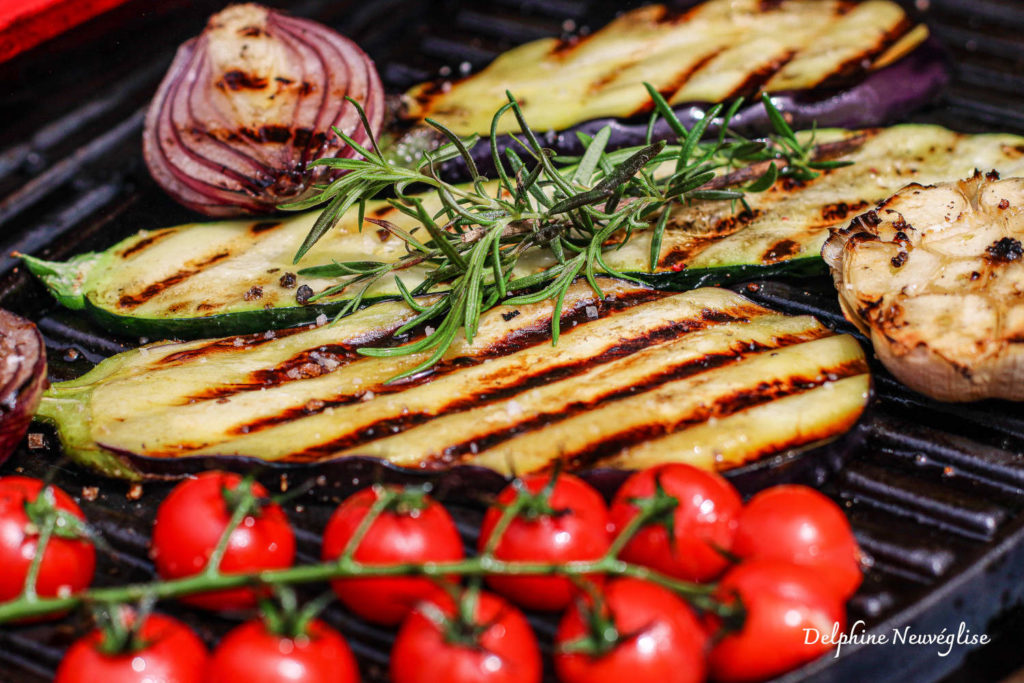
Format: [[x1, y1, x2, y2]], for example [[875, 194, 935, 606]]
[[2, 1, 1024, 681]]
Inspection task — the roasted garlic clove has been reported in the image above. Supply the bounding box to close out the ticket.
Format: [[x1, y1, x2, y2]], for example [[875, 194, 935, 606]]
[[822, 170, 1024, 401]]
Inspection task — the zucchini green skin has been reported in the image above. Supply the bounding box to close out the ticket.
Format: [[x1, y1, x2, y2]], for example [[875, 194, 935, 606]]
[[35, 281, 870, 481], [24, 125, 1024, 339], [25, 252, 824, 338]]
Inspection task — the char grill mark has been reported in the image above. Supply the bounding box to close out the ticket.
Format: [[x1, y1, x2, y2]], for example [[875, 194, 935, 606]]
[[116, 251, 231, 309], [724, 49, 798, 100], [117, 230, 175, 258], [180, 288, 666, 405], [648, 49, 725, 104], [314, 310, 851, 469], [813, 16, 915, 89], [280, 306, 768, 461], [158, 326, 311, 365], [436, 330, 839, 468], [564, 357, 869, 470]]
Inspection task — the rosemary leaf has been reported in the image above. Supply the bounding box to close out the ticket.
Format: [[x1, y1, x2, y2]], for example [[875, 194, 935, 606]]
[[286, 86, 850, 378]]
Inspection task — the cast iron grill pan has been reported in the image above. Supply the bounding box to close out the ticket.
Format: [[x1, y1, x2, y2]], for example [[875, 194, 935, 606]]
[[1, 1, 1024, 681]]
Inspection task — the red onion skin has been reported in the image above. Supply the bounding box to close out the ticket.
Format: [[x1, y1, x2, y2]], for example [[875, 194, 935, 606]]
[[0, 311, 47, 465], [143, 5, 384, 217]]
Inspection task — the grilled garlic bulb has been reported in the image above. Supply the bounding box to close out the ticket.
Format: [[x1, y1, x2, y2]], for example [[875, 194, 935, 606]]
[[822, 170, 1024, 402]]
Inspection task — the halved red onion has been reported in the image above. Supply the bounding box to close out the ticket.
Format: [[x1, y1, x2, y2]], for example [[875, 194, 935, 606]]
[[0, 310, 46, 465], [143, 4, 384, 216]]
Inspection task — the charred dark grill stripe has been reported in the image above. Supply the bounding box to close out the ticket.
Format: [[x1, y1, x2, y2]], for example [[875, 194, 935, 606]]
[[117, 229, 174, 258], [652, 49, 724, 103], [658, 209, 763, 269], [269, 307, 774, 461], [725, 49, 798, 100], [178, 288, 667, 404], [564, 357, 870, 470], [115, 250, 231, 309], [250, 221, 282, 234], [157, 325, 313, 365], [814, 16, 915, 89], [431, 329, 844, 468]]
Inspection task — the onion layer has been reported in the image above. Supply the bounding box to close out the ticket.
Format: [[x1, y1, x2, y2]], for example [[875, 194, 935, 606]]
[[0, 310, 46, 464], [143, 4, 384, 216]]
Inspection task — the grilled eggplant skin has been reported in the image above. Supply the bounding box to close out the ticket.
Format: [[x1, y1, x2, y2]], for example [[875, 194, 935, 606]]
[[399, 0, 945, 175], [24, 124, 1024, 339], [36, 280, 870, 481]]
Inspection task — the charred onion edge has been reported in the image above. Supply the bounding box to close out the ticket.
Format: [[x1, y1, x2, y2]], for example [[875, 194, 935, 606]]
[[142, 6, 384, 216]]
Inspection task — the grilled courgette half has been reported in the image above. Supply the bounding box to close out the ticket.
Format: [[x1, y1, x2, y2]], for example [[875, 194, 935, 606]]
[[36, 280, 870, 481], [23, 125, 1024, 338]]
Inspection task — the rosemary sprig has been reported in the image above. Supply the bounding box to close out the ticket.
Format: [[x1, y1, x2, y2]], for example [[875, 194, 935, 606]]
[[284, 87, 851, 381]]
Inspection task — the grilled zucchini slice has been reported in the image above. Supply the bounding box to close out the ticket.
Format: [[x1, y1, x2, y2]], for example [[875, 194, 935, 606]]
[[25, 125, 1024, 338], [36, 280, 870, 480]]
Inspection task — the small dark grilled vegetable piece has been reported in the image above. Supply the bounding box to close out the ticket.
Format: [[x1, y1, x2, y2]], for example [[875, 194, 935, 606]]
[[143, 4, 384, 216], [823, 172, 1024, 401], [397, 0, 945, 175], [0, 310, 46, 463], [26, 125, 1024, 339], [35, 280, 869, 480]]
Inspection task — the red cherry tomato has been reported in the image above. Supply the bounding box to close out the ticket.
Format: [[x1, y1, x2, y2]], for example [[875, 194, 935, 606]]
[[54, 612, 208, 683], [391, 590, 541, 683], [322, 485, 464, 625], [478, 473, 610, 611], [554, 578, 708, 683], [733, 485, 862, 599], [0, 476, 95, 606], [207, 618, 359, 683], [151, 471, 295, 610], [708, 559, 846, 682], [609, 464, 741, 581]]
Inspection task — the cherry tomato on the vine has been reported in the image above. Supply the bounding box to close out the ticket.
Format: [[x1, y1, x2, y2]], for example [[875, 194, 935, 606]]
[[478, 472, 610, 611], [391, 589, 542, 683], [207, 618, 359, 683], [151, 471, 295, 611], [732, 484, 862, 599], [708, 559, 846, 683], [54, 612, 208, 683], [322, 485, 464, 625], [554, 577, 708, 683], [609, 463, 741, 582], [0, 476, 95, 606]]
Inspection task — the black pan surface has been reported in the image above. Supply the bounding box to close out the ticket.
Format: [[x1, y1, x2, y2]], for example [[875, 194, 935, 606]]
[[2, 1, 1024, 681]]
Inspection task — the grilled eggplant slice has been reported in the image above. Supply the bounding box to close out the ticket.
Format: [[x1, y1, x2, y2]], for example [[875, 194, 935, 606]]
[[36, 280, 870, 480], [823, 171, 1024, 401], [397, 0, 945, 173], [23, 125, 1024, 338]]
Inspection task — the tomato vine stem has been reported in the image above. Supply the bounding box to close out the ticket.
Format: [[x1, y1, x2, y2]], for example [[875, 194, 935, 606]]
[[0, 480, 736, 623]]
